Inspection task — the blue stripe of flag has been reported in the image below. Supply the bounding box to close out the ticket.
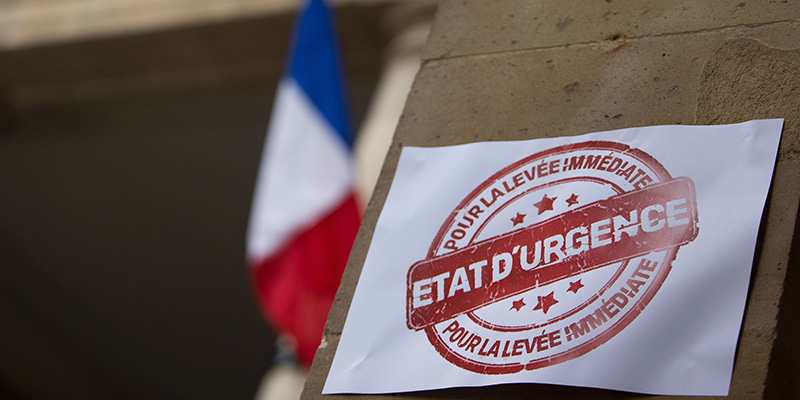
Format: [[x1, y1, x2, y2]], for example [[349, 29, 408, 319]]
[[287, 0, 353, 149]]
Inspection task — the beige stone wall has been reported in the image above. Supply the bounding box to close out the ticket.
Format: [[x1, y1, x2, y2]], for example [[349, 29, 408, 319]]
[[304, 1, 800, 398], [0, 0, 395, 49], [0, 1, 392, 109]]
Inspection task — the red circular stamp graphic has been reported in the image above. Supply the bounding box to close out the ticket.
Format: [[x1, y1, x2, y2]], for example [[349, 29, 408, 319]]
[[405, 141, 698, 374]]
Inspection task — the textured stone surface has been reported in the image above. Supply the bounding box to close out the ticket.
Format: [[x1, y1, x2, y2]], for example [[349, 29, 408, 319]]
[[304, 3, 800, 399], [424, 0, 800, 60]]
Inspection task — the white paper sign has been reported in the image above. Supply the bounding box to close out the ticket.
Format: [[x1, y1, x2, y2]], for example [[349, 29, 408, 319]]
[[323, 120, 783, 396]]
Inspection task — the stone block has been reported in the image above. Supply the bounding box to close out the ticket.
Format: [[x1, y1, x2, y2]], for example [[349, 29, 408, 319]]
[[424, 0, 800, 59]]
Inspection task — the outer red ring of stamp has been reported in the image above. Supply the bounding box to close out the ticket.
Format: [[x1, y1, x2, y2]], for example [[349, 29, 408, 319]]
[[406, 141, 698, 374]]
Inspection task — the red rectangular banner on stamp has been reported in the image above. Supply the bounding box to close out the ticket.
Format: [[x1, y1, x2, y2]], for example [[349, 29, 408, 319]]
[[407, 177, 698, 330]]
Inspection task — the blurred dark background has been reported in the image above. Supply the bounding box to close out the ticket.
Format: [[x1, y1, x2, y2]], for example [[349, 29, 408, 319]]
[[0, 1, 398, 399]]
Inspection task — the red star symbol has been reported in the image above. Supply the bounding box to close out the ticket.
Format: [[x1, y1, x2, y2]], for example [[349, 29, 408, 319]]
[[567, 279, 584, 294], [510, 298, 526, 311], [532, 291, 558, 314], [510, 212, 526, 226], [533, 194, 557, 215], [566, 193, 579, 206]]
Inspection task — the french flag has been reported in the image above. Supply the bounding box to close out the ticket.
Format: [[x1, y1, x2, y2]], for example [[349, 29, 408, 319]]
[[247, 0, 360, 367]]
